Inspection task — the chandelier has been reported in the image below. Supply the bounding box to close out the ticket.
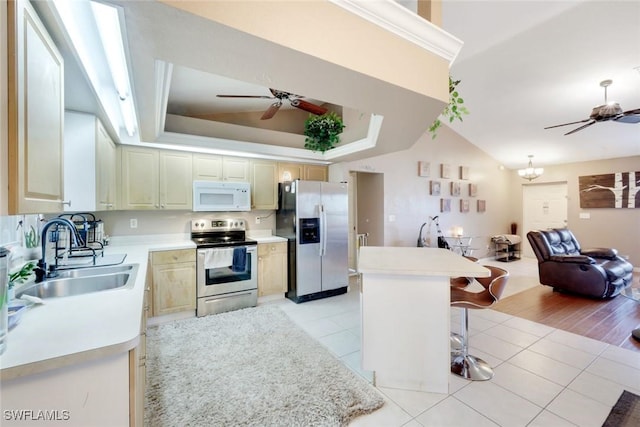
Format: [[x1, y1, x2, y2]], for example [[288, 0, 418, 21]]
[[518, 155, 544, 181]]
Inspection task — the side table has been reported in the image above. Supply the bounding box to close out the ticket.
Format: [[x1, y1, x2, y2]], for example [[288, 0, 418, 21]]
[[491, 235, 522, 262], [620, 278, 640, 341]]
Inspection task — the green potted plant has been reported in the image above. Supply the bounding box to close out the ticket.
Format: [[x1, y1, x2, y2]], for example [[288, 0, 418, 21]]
[[303, 112, 345, 153], [8, 261, 36, 300], [428, 76, 469, 139], [23, 225, 40, 260]]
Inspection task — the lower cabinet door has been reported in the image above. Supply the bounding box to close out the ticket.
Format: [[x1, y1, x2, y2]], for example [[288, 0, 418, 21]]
[[152, 261, 196, 316]]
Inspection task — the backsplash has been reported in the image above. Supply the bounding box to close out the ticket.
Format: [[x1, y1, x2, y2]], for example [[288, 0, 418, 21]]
[[0, 214, 43, 269], [96, 210, 276, 237]]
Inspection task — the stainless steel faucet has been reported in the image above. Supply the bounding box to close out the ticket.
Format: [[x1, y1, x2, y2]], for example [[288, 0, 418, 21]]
[[35, 218, 80, 282]]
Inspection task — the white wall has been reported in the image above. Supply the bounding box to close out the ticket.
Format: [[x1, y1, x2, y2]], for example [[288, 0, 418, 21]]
[[507, 155, 640, 266], [331, 125, 512, 258]]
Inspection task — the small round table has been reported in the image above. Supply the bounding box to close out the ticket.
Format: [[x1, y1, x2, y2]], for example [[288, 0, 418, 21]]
[[620, 278, 640, 341]]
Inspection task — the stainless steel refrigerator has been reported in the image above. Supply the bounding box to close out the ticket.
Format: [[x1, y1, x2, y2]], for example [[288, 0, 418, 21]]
[[276, 180, 349, 303]]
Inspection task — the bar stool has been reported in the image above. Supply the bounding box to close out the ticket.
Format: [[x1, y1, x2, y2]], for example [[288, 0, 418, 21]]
[[450, 265, 509, 380], [450, 256, 479, 350]]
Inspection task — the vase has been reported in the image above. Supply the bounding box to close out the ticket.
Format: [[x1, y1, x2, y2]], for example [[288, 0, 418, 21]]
[[510, 223, 517, 235]]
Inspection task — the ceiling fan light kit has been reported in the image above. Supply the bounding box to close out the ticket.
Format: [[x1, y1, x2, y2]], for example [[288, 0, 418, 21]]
[[518, 155, 544, 181], [544, 79, 640, 135]]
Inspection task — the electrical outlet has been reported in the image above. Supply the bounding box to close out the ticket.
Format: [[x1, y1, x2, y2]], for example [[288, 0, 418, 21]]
[[255, 216, 261, 224], [130, 218, 138, 229]]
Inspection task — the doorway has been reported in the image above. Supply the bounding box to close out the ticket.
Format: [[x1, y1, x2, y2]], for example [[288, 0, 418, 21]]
[[348, 171, 384, 271], [522, 182, 568, 258]]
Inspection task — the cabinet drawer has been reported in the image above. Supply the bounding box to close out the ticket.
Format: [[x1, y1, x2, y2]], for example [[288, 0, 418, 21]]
[[152, 249, 196, 264], [258, 242, 287, 256]]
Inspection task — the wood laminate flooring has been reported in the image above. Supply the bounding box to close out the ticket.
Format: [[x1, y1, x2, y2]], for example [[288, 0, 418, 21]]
[[493, 279, 640, 353]]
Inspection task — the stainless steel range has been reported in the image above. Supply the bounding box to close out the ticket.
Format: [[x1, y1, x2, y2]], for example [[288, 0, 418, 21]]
[[191, 218, 257, 317]]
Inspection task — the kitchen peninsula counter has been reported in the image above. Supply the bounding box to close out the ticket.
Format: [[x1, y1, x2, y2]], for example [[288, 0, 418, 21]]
[[358, 246, 489, 393]]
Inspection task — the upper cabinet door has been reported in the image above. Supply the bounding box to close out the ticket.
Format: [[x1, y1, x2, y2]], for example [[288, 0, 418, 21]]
[[8, 0, 65, 214], [303, 165, 328, 182], [121, 146, 159, 210], [95, 121, 117, 210], [159, 150, 192, 210], [222, 157, 250, 182], [277, 162, 304, 182], [251, 160, 277, 210], [192, 153, 222, 181]]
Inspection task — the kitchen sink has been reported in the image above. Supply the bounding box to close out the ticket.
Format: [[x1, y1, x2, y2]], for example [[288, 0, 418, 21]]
[[16, 264, 138, 299], [54, 264, 134, 279]]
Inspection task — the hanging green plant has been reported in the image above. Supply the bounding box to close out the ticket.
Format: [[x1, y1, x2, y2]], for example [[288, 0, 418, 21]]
[[303, 112, 345, 153], [428, 76, 469, 139]]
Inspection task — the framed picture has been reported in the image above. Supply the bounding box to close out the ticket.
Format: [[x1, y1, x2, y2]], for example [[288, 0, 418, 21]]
[[460, 199, 470, 213], [460, 166, 469, 180], [450, 181, 461, 197], [440, 198, 451, 213], [469, 183, 477, 197], [418, 161, 430, 177], [477, 199, 486, 212], [579, 171, 640, 208], [440, 163, 451, 179], [430, 180, 441, 196]]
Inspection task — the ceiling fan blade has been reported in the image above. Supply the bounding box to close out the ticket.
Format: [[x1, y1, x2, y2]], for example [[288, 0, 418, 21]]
[[564, 120, 596, 135], [216, 94, 274, 99], [260, 102, 281, 120], [544, 118, 591, 130], [615, 108, 640, 123], [290, 99, 328, 116]]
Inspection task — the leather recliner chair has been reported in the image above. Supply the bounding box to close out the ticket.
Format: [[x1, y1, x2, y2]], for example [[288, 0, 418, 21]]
[[527, 228, 633, 298]]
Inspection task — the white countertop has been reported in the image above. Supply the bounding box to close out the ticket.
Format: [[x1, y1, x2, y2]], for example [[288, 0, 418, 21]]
[[0, 235, 195, 381], [247, 231, 287, 244], [358, 247, 490, 278]]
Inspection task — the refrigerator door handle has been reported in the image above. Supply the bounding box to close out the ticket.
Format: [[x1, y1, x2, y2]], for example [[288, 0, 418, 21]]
[[319, 204, 327, 256]]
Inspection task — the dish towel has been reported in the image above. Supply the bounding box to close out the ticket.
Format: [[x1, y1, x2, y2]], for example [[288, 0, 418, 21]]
[[232, 247, 247, 272], [204, 248, 234, 269]]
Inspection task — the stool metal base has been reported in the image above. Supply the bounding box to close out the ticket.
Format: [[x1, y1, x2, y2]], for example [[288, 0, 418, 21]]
[[450, 333, 464, 352], [451, 354, 494, 381]]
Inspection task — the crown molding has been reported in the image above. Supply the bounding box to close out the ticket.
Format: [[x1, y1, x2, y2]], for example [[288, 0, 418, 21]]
[[328, 0, 463, 65]]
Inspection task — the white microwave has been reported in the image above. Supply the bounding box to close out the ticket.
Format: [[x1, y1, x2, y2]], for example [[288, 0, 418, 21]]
[[193, 180, 251, 212]]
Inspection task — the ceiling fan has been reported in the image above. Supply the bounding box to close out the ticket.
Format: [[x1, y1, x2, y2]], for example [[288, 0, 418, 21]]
[[216, 88, 328, 120], [544, 79, 640, 135]]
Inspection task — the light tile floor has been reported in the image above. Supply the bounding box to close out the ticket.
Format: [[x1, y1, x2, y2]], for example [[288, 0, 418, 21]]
[[263, 257, 640, 427]]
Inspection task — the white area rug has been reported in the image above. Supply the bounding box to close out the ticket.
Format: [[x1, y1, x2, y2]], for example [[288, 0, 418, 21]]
[[145, 305, 384, 426]]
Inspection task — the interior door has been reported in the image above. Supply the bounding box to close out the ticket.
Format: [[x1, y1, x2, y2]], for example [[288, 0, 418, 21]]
[[522, 182, 568, 258]]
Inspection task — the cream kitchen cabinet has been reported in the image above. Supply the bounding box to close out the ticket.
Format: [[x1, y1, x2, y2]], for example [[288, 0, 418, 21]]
[[278, 162, 328, 182], [257, 242, 288, 296], [193, 154, 250, 182], [8, 0, 65, 214], [192, 153, 222, 181], [150, 249, 196, 316], [250, 160, 278, 210], [121, 146, 192, 210], [129, 276, 149, 427], [223, 156, 250, 181], [303, 164, 328, 181], [278, 162, 304, 182], [64, 111, 117, 211]]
